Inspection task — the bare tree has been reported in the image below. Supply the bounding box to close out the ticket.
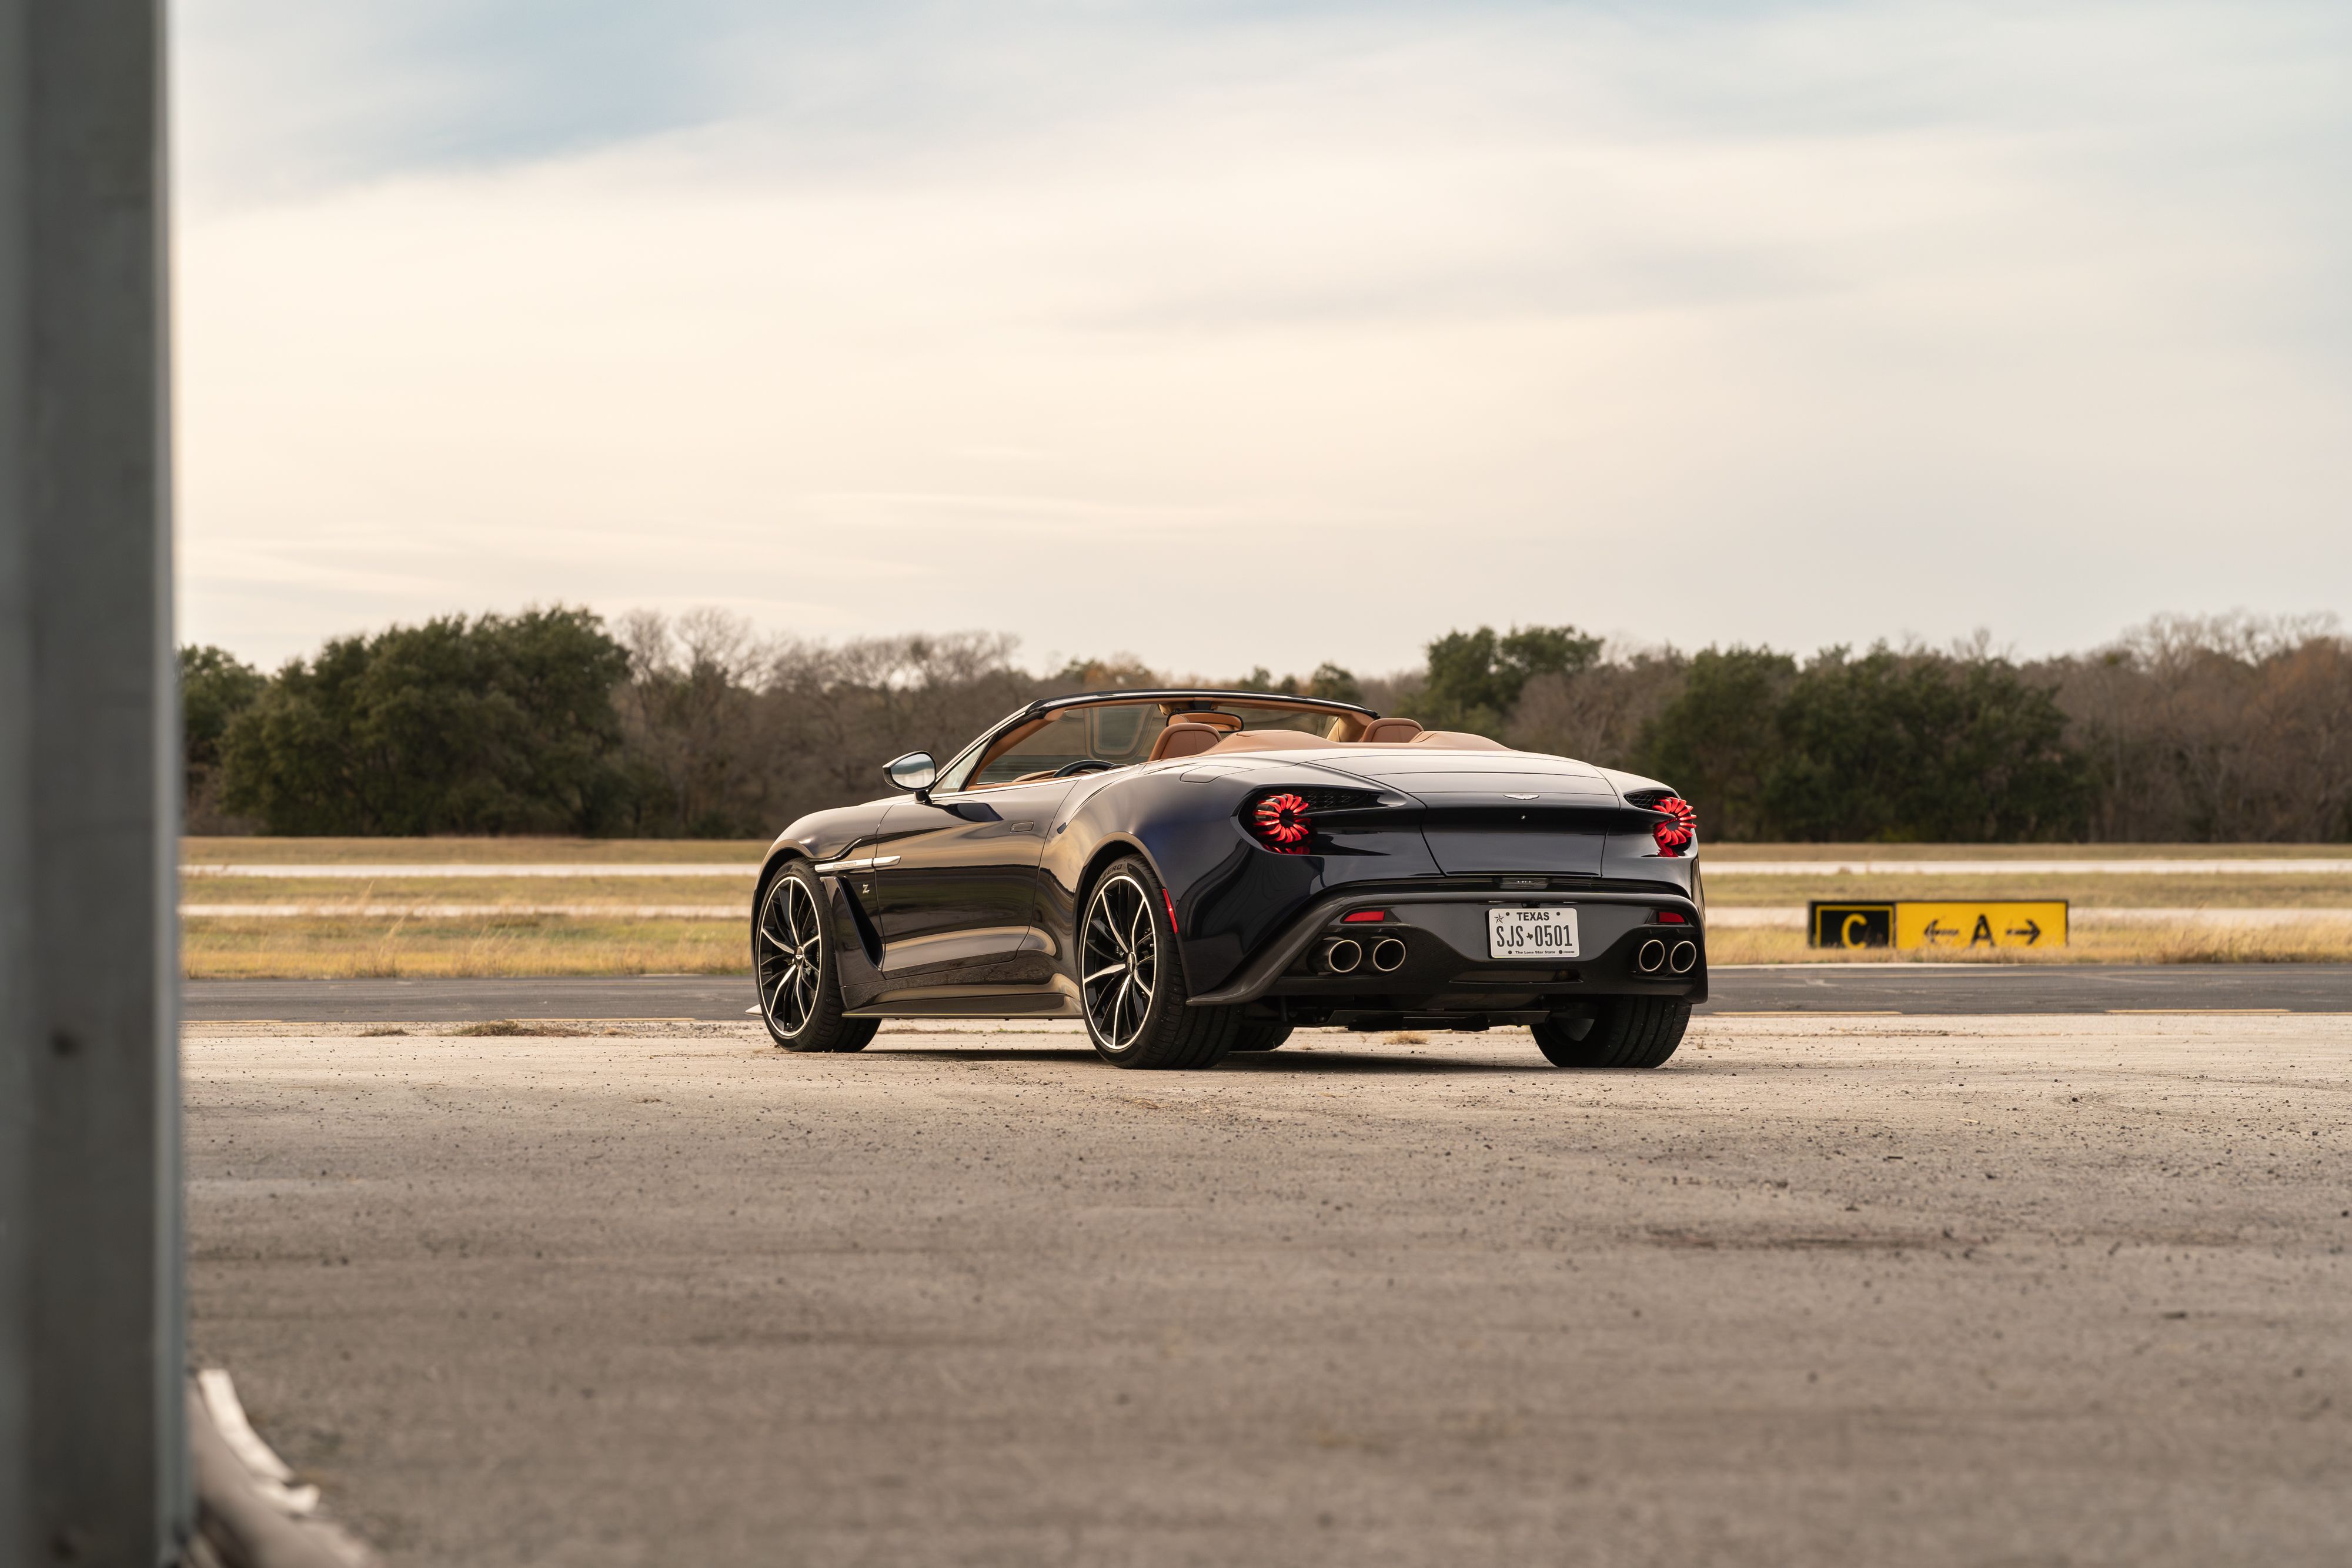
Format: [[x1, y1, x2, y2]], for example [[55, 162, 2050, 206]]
[[613, 609, 777, 835], [753, 631, 1040, 814], [2042, 613, 2352, 841], [1506, 646, 1689, 769]]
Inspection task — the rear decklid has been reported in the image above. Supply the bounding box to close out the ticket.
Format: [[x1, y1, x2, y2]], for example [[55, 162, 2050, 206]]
[[1307, 748, 1620, 875]]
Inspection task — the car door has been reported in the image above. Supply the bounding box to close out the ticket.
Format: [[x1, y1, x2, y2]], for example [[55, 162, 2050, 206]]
[[866, 777, 1081, 992]]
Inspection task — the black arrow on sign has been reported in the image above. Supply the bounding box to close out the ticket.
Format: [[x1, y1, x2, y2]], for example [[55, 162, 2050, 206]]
[[2006, 920, 2042, 945]]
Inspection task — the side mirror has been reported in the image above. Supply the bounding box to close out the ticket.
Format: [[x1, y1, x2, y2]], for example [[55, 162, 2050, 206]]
[[883, 751, 938, 801]]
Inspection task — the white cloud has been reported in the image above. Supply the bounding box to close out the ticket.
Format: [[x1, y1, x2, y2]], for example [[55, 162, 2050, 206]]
[[175, 1, 2352, 674]]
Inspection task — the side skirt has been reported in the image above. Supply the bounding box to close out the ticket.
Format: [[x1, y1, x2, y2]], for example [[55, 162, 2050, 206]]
[[842, 990, 1076, 1020]]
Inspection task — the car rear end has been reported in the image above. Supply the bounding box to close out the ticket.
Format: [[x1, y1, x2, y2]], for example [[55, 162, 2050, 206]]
[[1169, 749, 1707, 1034]]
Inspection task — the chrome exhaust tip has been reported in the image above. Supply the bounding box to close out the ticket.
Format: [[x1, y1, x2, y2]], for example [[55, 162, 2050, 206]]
[[1635, 938, 1667, 974], [1324, 938, 1364, 974], [1669, 940, 1698, 975], [1369, 937, 1408, 973]]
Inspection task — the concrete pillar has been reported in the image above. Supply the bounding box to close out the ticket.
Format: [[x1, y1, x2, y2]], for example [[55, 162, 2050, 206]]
[[0, 2, 188, 1563]]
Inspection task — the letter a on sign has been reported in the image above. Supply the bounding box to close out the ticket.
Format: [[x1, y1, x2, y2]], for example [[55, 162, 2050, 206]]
[[1892, 902, 2069, 950]]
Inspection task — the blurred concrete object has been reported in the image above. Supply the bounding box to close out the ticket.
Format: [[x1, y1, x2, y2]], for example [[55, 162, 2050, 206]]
[[0, 1, 187, 1562], [188, 1375, 372, 1568], [193, 1372, 318, 1519]]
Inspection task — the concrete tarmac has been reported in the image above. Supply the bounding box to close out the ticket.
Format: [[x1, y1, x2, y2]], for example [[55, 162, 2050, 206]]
[[185, 1015, 2351, 1566]]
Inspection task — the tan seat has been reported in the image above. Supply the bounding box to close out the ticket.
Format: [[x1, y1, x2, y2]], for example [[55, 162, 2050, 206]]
[[1148, 722, 1226, 762], [1408, 730, 1509, 751], [1358, 717, 1424, 744]]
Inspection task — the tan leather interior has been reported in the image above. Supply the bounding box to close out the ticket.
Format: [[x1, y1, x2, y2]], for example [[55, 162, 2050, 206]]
[[1203, 729, 1347, 754], [1148, 723, 1225, 762], [974, 705, 1506, 784], [1408, 730, 1509, 751], [1197, 727, 1509, 755]]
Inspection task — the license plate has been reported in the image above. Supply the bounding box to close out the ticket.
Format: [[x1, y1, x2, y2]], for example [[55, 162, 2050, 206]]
[[1488, 905, 1579, 959]]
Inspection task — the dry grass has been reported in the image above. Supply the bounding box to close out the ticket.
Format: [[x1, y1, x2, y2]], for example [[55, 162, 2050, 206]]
[[188, 838, 2352, 867], [183, 915, 746, 979], [1706, 922, 2352, 965], [1703, 871, 2352, 907], [182, 835, 766, 865], [176, 837, 2352, 978], [181, 870, 2348, 909], [181, 872, 750, 904], [1701, 842, 2352, 862], [452, 1019, 592, 1037], [182, 872, 2351, 921]]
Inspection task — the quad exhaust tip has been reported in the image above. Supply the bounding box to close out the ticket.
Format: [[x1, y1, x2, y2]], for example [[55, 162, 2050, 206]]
[[1323, 938, 1364, 974], [1369, 937, 1408, 973], [1669, 940, 1698, 974], [1635, 938, 1667, 974]]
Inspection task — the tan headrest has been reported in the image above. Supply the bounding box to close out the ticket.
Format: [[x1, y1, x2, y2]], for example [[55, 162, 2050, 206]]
[[1149, 723, 1225, 762], [1407, 730, 1510, 751], [1358, 717, 1424, 744]]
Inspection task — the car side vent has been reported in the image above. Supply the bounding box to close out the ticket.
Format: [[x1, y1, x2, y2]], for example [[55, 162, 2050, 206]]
[[1622, 787, 1675, 810]]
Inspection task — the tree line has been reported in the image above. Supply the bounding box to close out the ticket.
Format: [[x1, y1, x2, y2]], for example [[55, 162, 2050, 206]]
[[181, 607, 2352, 842]]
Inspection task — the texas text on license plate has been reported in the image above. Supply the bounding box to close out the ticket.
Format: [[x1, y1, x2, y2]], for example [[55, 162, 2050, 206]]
[[1487, 905, 1580, 959]]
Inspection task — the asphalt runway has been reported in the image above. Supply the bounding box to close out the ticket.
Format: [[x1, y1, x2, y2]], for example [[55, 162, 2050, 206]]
[[184, 963, 2352, 1023], [185, 1015, 2352, 1567]]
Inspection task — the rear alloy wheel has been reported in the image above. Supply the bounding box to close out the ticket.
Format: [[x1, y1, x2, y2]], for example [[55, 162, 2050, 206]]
[[1080, 857, 1237, 1069], [755, 862, 878, 1054], [1531, 996, 1689, 1069]]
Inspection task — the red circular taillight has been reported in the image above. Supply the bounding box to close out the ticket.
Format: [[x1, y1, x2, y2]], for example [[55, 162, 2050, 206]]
[[1651, 796, 1696, 857], [1251, 792, 1313, 853]]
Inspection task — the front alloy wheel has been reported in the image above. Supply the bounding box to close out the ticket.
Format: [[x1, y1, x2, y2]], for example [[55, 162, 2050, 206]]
[[754, 863, 877, 1053]]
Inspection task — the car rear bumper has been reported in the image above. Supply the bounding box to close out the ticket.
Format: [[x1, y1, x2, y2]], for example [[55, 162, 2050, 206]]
[[1184, 884, 1706, 1014]]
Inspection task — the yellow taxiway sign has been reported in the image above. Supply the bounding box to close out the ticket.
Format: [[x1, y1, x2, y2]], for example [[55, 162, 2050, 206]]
[[1810, 901, 2068, 950]]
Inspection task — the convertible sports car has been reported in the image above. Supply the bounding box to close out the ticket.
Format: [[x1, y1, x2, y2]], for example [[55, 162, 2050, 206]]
[[752, 689, 1705, 1070]]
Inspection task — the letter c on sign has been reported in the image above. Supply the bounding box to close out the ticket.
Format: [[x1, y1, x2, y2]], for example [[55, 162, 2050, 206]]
[[1842, 913, 1868, 948]]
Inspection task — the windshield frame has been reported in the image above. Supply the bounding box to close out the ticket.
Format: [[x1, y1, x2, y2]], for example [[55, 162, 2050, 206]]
[[934, 691, 1375, 793]]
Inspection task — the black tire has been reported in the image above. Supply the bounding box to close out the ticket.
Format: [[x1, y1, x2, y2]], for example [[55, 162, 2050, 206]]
[[754, 862, 879, 1054], [1230, 1021, 1293, 1053], [1078, 856, 1238, 1070], [1531, 996, 1689, 1069]]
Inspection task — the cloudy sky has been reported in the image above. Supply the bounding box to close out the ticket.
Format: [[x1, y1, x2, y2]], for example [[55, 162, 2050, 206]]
[[174, 1, 2351, 678]]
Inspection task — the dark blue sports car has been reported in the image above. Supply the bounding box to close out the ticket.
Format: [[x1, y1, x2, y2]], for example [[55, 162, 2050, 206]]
[[753, 688, 1704, 1069]]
